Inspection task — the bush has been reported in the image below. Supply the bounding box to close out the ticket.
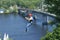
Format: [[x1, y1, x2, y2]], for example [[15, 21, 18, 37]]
[[41, 24, 60, 40]]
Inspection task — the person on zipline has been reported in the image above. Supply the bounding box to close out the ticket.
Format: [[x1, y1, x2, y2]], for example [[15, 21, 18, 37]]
[[25, 13, 34, 23], [25, 13, 34, 32]]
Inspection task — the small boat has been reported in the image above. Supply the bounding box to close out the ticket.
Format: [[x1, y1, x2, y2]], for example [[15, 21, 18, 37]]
[[3, 33, 9, 40]]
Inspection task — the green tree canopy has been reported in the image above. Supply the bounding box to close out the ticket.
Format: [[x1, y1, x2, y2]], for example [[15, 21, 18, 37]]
[[45, 0, 60, 16], [41, 24, 60, 40], [41, 0, 60, 40], [0, 0, 41, 9]]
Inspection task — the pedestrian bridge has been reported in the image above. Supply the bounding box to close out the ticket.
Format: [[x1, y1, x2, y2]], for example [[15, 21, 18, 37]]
[[32, 11, 57, 25]]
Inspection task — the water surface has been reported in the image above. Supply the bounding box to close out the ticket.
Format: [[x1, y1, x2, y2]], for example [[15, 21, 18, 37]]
[[0, 13, 55, 40]]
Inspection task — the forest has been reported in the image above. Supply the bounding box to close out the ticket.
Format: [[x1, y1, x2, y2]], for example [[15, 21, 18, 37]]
[[0, 0, 41, 9], [41, 0, 60, 40]]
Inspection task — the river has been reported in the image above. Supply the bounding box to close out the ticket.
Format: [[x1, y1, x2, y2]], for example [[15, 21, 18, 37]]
[[0, 13, 56, 40]]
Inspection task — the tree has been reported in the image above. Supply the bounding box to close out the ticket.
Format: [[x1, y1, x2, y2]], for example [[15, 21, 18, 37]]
[[0, 0, 41, 9], [45, 0, 60, 16], [41, 0, 60, 40], [41, 24, 60, 40]]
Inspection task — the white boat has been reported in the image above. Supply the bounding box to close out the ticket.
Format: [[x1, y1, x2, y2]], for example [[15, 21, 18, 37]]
[[3, 33, 7, 40], [6, 34, 9, 40], [0, 38, 2, 40], [3, 33, 9, 40]]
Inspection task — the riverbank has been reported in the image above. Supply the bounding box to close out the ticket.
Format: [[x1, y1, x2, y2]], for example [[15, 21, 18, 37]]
[[41, 23, 60, 40]]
